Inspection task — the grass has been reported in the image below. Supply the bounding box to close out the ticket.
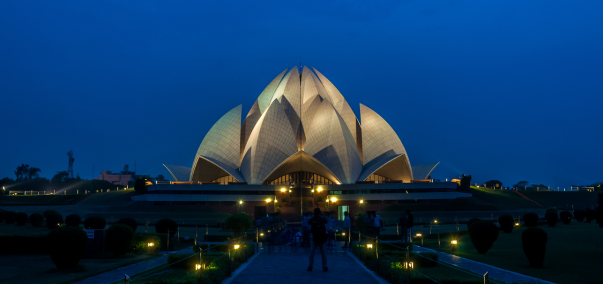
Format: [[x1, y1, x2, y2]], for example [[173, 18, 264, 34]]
[[522, 191, 598, 209], [420, 222, 603, 284], [0, 195, 82, 205]]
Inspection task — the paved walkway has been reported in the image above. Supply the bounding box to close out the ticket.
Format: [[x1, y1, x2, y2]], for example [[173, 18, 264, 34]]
[[226, 250, 384, 284], [73, 247, 194, 284], [414, 246, 556, 284]]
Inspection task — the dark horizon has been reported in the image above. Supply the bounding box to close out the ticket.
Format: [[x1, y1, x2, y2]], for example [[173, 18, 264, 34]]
[[1, 1, 602, 189]]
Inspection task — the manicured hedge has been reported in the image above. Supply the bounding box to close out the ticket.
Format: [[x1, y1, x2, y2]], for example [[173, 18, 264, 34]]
[[106, 224, 134, 255], [116, 217, 138, 232], [65, 214, 81, 227], [155, 219, 178, 237], [523, 212, 539, 227], [84, 216, 106, 229], [15, 212, 28, 225], [4, 211, 16, 224], [498, 215, 514, 233], [466, 218, 481, 230], [29, 213, 43, 227], [48, 227, 87, 269], [522, 227, 547, 268], [560, 211, 572, 225], [545, 208, 558, 227], [468, 221, 498, 254], [46, 212, 63, 229]]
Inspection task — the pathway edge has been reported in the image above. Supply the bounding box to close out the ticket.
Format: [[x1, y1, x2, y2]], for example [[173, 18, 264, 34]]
[[345, 251, 390, 284], [222, 252, 262, 284]]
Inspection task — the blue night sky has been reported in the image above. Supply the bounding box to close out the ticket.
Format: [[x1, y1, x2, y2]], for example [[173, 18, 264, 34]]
[[1, 1, 602, 189]]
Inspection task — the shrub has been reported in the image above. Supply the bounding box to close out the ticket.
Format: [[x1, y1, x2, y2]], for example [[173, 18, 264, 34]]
[[4, 211, 16, 224], [15, 212, 28, 225], [116, 217, 138, 232], [523, 212, 539, 227], [131, 234, 161, 253], [573, 209, 586, 222], [466, 218, 481, 230], [585, 209, 596, 223], [155, 219, 178, 237], [46, 212, 63, 229], [105, 224, 134, 255], [29, 213, 43, 227], [65, 214, 81, 227], [545, 208, 558, 227], [48, 226, 87, 269], [134, 178, 148, 194], [224, 213, 252, 236], [559, 211, 572, 225], [498, 215, 514, 233], [522, 227, 547, 268], [84, 216, 107, 229], [468, 221, 498, 254]]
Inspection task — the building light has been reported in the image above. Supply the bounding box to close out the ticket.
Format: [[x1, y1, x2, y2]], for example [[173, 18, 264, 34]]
[[280, 188, 286, 192], [330, 197, 337, 202], [317, 187, 323, 192], [360, 199, 364, 203], [265, 198, 271, 202], [239, 200, 243, 204]]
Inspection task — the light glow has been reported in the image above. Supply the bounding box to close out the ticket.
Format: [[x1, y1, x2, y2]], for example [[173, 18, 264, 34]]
[[239, 200, 243, 204], [451, 240, 458, 245], [265, 198, 271, 202], [360, 200, 364, 203], [416, 233, 422, 237], [317, 187, 323, 192], [280, 188, 286, 192], [367, 244, 373, 249], [330, 197, 337, 202], [148, 243, 154, 247], [234, 244, 240, 250], [404, 262, 414, 269], [196, 264, 202, 270]]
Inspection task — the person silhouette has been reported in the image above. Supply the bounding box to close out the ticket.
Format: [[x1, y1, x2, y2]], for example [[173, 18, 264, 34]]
[[308, 208, 328, 271]]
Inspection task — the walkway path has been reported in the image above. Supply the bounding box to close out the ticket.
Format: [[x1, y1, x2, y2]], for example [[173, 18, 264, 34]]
[[73, 247, 194, 284], [226, 249, 384, 284], [414, 246, 555, 284]]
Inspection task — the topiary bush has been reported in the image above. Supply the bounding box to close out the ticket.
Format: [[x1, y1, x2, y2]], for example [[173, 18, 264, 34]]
[[155, 219, 178, 237], [46, 212, 64, 229], [523, 212, 539, 227], [84, 216, 107, 229], [15, 212, 28, 225], [116, 217, 138, 232], [105, 224, 134, 255], [545, 208, 558, 227], [29, 213, 43, 227], [585, 209, 596, 223], [573, 209, 586, 222], [559, 211, 572, 225], [224, 213, 252, 237], [48, 226, 87, 269], [468, 221, 499, 254], [466, 218, 482, 230], [65, 214, 81, 227], [498, 215, 514, 233], [522, 227, 547, 268], [4, 211, 16, 224]]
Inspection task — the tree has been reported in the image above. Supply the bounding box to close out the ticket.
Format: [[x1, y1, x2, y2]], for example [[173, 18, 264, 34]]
[[155, 175, 166, 181], [27, 167, 41, 180], [14, 164, 30, 181], [484, 180, 503, 189], [52, 171, 70, 184], [513, 181, 530, 189], [224, 213, 252, 237], [134, 178, 147, 194], [459, 174, 471, 191]]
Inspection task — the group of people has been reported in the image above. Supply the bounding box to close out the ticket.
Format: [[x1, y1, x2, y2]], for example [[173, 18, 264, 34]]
[[398, 210, 414, 242], [362, 210, 385, 238], [300, 211, 350, 249]]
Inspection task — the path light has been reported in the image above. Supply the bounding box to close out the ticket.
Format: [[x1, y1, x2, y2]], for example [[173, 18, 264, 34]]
[[196, 264, 202, 270], [404, 262, 414, 269], [148, 242, 154, 247], [260, 233, 264, 236], [416, 233, 422, 238], [367, 244, 373, 249], [515, 222, 520, 227], [234, 244, 240, 250], [451, 240, 457, 245], [342, 232, 345, 236], [434, 220, 438, 223]]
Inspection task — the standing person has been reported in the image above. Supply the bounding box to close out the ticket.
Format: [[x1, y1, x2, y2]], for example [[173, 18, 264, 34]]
[[364, 211, 374, 237], [342, 211, 351, 248], [325, 213, 334, 247], [308, 208, 328, 272], [406, 210, 414, 242], [399, 212, 408, 242], [373, 211, 383, 238]]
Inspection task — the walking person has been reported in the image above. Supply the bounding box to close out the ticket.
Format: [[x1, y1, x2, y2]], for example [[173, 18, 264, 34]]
[[342, 211, 351, 248], [364, 211, 374, 237], [406, 210, 414, 242], [308, 208, 328, 271], [373, 211, 384, 239], [399, 212, 408, 242]]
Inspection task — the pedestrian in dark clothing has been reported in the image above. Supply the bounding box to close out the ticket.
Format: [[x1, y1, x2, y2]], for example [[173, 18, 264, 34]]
[[406, 210, 414, 242], [399, 213, 408, 242], [308, 208, 328, 271]]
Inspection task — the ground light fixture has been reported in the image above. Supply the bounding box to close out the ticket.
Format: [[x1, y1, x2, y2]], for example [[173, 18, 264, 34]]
[[404, 262, 414, 269], [434, 220, 438, 223], [367, 244, 373, 249], [342, 232, 345, 236], [451, 240, 457, 245], [416, 233, 422, 237], [515, 222, 520, 226], [148, 242, 154, 247], [234, 244, 240, 250], [196, 264, 202, 270]]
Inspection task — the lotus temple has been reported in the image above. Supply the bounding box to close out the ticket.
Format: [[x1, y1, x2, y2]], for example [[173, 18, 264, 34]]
[[133, 66, 470, 218]]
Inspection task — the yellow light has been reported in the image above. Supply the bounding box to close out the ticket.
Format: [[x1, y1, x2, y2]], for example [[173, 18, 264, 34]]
[[239, 200, 243, 204], [360, 199, 364, 204], [416, 233, 422, 237], [451, 240, 458, 245], [266, 198, 271, 202], [404, 262, 414, 269], [148, 243, 154, 247], [434, 220, 438, 223], [260, 233, 264, 236], [280, 188, 286, 192], [274, 199, 277, 203], [234, 244, 240, 250], [317, 187, 323, 192], [196, 264, 201, 270], [515, 223, 520, 226], [342, 232, 345, 236], [311, 189, 314, 192], [367, 244, 373, 249], [330, 197, 337, 202]]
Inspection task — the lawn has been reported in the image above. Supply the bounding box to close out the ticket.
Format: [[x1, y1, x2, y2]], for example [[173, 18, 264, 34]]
[[420, 222, 603, 284], [0, 195, 83, 205], [522, 191, 598, 210]]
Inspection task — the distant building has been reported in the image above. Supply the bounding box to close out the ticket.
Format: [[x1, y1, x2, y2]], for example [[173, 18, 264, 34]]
[[94, 165, 136, 186]]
